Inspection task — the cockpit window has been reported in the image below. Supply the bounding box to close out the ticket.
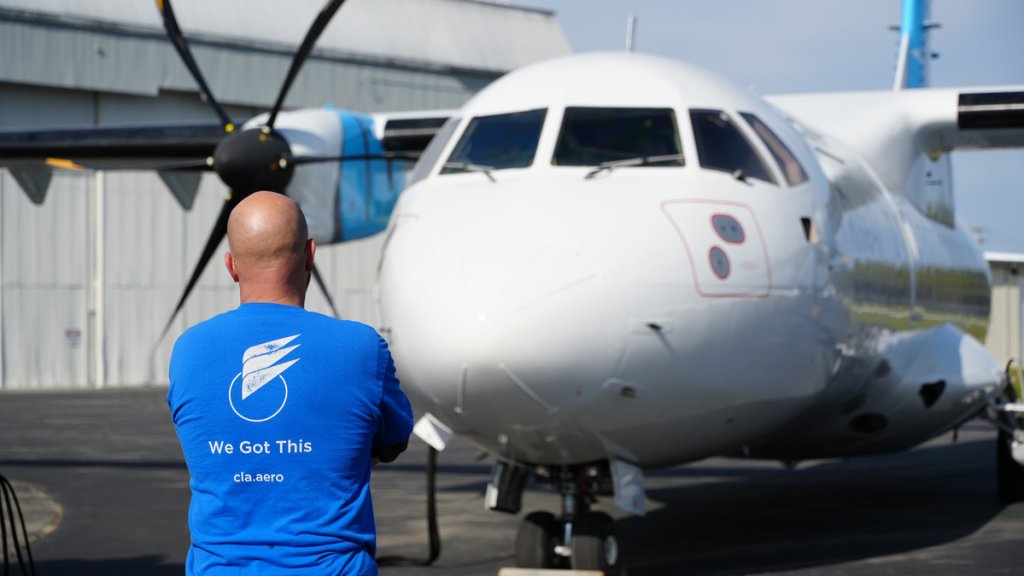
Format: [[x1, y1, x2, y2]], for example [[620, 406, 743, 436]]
[[690, 109, 776, 185], [740, 112, 809, 186], [553, 107, 684, 167], [441, 108, 546, 174]]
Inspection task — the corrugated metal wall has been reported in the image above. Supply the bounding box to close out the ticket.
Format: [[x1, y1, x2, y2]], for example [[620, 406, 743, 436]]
[[0, 0, 569, 84], [0, 17, 496, 113], [1, 167, 384, 389]]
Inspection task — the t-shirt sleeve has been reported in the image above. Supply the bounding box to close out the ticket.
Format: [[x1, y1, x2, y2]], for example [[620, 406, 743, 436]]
[[167, 335, 186, 426], [373, 336, 414, 463]]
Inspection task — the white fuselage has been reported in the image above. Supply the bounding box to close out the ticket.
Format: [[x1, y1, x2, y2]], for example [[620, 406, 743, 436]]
[[376, 52, 1002, 469]]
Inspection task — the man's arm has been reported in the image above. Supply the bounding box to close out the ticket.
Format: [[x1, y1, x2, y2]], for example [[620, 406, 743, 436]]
[[372, 441, 409, 464], [373, 339, 414, 463]]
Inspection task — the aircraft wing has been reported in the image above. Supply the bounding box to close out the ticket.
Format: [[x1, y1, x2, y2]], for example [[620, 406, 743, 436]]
[[767, 87, 1024, 192]]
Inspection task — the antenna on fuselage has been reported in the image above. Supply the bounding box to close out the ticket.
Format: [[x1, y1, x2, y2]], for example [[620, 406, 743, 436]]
[[626, 15, 637, 52]]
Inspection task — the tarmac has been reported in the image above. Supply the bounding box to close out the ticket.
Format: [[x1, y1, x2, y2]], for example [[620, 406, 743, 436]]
[[1, 387, 1023, 575]]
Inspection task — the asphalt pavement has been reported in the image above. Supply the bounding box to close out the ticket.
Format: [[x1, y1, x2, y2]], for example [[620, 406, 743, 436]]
[[1, 388, 1022, 575]]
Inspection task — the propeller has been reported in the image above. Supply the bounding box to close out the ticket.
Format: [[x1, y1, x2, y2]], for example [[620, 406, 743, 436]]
[[155, 0, 350, 336]]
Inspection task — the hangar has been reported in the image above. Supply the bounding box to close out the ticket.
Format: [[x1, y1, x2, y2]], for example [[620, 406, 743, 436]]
[[0, 0, 570, 389]]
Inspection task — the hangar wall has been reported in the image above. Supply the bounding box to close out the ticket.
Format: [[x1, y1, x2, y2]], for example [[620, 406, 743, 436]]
[[0, 168, 386, 389], [0, 0, 570, 390]]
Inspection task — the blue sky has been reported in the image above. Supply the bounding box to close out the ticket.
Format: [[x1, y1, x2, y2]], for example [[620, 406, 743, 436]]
[[512, 0, 1024, 252]]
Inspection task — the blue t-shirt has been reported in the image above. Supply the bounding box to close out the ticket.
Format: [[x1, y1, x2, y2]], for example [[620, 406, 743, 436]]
[[168, 303, 414, 575]]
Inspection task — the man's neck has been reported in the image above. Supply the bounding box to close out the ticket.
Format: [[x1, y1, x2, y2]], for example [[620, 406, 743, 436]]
[[238, 287, 305, 308]]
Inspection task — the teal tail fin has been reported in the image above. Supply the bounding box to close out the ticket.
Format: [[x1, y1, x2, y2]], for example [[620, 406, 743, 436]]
[[893, 0, 938, 89]]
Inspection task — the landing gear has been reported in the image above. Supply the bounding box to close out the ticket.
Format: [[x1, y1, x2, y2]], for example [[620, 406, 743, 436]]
[[512, 464, 624, 575]]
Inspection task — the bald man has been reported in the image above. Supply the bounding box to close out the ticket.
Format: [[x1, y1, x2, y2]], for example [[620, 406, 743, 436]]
[[168, 192, 413, 575]]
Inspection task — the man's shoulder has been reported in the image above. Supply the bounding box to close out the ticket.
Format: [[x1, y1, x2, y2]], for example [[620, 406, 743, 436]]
[[301, 313, 382, 342], [173, 309, 235, 344]]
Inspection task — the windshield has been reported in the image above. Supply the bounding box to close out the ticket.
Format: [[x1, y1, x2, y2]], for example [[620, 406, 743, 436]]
[[441, 109, 546, 174], [690, 109, 775, 184], [740, 112, 808, 186], [553, 107, 684, 167]]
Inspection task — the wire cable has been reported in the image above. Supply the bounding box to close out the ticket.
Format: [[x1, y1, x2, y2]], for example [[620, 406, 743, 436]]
[[377, 447, 441, 567], [0, 474, 37, 576]]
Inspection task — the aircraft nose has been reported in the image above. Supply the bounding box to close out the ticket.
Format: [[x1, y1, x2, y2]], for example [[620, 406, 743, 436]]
[[380, 213, 627, 429]]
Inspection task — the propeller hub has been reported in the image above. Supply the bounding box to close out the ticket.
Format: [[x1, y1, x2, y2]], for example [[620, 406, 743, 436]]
[[212, 128, 293, 194]]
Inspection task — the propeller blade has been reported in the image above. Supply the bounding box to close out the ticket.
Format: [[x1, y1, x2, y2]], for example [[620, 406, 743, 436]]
[[266, 0, 347, 129], [59, 158, 213, 172], [311, 264, 341, 319], [161, 196, 234, 338], [155, 0, 236, 133], [287, 151, 420, 166]]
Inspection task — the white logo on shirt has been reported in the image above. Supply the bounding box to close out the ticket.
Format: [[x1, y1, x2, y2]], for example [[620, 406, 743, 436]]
[[228, 334, 300, 423], [241, 335, 300, 400]]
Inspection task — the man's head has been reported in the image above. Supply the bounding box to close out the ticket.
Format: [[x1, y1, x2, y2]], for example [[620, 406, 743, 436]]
[[224, 191, 315, 306]]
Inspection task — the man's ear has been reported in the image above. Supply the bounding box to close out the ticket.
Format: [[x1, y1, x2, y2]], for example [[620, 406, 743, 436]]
[[305, 239, 316, 272], [225, 251, 240, 283]]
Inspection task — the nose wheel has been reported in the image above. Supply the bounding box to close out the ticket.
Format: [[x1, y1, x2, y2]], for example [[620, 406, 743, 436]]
[[515, 499, 623, 575]]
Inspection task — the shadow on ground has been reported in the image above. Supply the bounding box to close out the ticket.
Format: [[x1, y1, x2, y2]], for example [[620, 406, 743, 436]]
[[619, 439, 1005, 575], [11, 556, 183, 576]]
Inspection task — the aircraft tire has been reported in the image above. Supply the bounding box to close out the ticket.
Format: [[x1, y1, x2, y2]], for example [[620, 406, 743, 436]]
[[571, 511, 622, 576], [997, 429, 1024, 503], [515, 511, 559, 568]]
